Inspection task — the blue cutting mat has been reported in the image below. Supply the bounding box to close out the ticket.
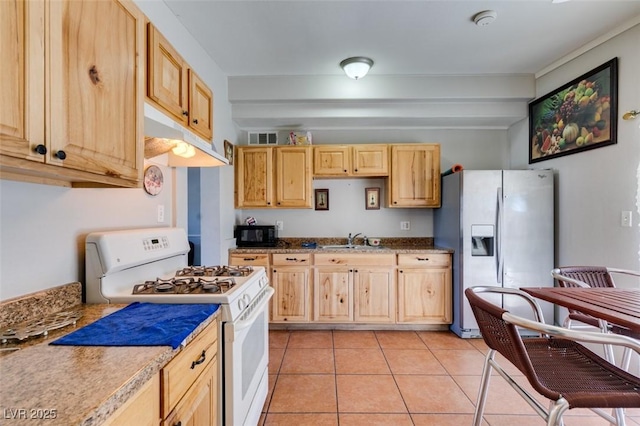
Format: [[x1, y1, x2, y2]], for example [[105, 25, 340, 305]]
[[51, 302, 219, 349]]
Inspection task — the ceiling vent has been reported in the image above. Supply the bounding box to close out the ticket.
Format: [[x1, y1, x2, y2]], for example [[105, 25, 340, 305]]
[[248, 132, 278, 145]]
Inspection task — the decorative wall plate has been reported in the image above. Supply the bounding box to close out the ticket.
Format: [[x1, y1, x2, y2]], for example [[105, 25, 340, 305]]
[[143, 165, 163, 196]]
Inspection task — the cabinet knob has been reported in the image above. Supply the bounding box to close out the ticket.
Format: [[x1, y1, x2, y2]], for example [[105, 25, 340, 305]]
[[343, 169, 347, 173], [354, 169, 358, 172], [393, 201, 398, 204], [55, 150, 67, 160], [273, 269, 277, 273], [34, 144, 47, 155], [192, 119, 199, 124], [174, 422, 182, 426], [182, 110, 188, 116], [417, 257, 429, 261]]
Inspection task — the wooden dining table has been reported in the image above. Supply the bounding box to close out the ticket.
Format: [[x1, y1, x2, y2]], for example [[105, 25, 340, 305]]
[[521, 287, 640, 333]]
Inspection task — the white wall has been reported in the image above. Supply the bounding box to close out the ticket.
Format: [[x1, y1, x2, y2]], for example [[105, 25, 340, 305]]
[[236, 128, 509, 238], [0, 1, 237, 301], [509, 24, 640, 276]]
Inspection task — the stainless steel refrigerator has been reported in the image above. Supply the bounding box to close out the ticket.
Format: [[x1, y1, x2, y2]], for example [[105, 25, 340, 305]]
[[434, 170, 555, 338]]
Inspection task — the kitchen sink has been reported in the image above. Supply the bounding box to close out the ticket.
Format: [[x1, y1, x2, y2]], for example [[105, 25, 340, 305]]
[[319, 244, 384, 250]]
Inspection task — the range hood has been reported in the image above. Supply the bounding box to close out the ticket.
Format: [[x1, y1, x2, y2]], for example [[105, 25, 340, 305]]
[[144, 103, 229, 167]]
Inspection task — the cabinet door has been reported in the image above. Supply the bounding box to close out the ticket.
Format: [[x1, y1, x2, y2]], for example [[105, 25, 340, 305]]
[[163, 360, 216, 426], [235, 147, 273, 208], [313, 145, 350, 176], [397, 267, 452, 324], [275, 146, 312, 208], [47, 0, 143, 182], [147, 24, 188, 126], [314, 267, 353, 322], [103, 374, 160, 426], [389, 144, 440, 207], [354, 267, 395, 323], [352, 144, 388, 176], [188, 69, 213, 140], [0, 0, 44, 162], [272, 266, 310, 322]]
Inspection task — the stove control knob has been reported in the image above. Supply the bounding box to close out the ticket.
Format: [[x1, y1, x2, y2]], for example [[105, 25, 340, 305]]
[[238, 298, 246, 311]]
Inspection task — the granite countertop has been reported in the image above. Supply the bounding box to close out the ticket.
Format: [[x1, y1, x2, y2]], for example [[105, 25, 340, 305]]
[[0, 302, 219, 426], [229, 237, 453, 254]]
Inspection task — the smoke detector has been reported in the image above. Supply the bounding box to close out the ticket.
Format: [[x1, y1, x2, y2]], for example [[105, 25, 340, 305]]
[[473, 10, 497, 26]]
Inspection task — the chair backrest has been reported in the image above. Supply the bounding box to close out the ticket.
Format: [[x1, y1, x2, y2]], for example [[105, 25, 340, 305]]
[[464, 288, 538, 377], [554, 266, 615, 289]]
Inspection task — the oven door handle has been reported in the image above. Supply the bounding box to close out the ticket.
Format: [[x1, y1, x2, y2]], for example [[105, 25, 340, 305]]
[[231, 286, 274, 334]]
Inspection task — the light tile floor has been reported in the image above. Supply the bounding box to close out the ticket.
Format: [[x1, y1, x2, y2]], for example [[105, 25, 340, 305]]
[[260, 329, 640, 426]]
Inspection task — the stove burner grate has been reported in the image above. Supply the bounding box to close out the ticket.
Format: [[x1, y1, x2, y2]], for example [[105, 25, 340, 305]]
[[1, 310, 83, 343], [132, 277, 236, 295]]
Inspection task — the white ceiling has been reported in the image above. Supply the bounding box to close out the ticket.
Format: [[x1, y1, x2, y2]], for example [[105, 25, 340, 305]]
[[162, 0, 640, 130]]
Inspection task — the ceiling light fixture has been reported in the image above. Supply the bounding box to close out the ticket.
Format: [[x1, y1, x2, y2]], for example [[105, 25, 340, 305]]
[[340, 57, 374, 80], [622, 110, 639, 120], [473, 10, 497, 26]]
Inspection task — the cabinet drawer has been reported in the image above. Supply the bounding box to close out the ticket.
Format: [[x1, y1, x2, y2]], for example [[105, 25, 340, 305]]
[[397, 253, 451, 267], [229, 253, 269, 267], [314, 253, 396, 266], [272, 253, 311, 265], [161, 319, 218, 416]]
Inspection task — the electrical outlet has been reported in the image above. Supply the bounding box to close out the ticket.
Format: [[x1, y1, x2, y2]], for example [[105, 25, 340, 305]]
[[621, 211, 632, 227], [400, 221, 410, 231], [157, 205, 165, 223], [276, 220, 284, 231]]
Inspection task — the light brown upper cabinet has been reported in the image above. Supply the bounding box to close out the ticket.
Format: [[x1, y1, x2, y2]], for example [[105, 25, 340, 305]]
[[235, 146, 312, 209], [147, 24, 213, 141], [313, 144, 388, 177], [0, 0, 144, 188], [388, 144, 441, 208]]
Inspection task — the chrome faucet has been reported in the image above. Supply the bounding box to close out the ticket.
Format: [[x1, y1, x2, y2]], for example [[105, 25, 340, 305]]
[[347, 233, 362, 246]]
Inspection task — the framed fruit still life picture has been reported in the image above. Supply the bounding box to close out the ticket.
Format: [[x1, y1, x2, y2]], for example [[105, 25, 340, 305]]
[[529, 58, 617, 164]]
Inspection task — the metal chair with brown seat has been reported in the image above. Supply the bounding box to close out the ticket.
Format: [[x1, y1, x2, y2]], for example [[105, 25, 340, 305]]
[[551, 266, 640, 369], [465, 286, 640, 426]]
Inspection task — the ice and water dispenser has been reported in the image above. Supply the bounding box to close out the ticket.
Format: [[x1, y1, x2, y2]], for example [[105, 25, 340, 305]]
[[471, 225, 494, 257]]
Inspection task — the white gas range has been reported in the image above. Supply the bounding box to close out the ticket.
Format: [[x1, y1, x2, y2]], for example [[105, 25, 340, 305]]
[[85, 227, 273, 426]]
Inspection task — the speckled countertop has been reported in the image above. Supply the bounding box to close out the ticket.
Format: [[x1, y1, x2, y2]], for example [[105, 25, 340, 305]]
[[229, 237, 453, 254], [0, 285, 219, 426]]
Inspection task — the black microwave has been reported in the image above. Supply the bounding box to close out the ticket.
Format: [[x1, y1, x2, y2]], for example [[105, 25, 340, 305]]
[[234, 225, 278, 247]]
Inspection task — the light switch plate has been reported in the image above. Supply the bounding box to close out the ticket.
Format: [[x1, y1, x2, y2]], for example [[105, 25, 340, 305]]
[[276, 220, 284, 231], [157, 205, 165, 223], [621, 211, 632, 227], [400, 221, 411, 230]]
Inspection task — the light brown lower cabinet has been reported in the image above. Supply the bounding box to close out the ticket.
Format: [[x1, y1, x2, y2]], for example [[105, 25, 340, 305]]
[[313, 266, 353, 322], [353, 266, 395, 323], [228, 250, 452, 326], [271, 254, 311, 322], [161, 319, 218, 425], [397, 254, 452, 324], [163, 361, 216, 426], [102, 373, 160, 426], [313, 253, 396, 323]]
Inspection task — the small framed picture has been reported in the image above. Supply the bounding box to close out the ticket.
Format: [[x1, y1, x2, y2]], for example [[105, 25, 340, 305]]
[[224, 140, 234, 165], [315, 189, 329, 211], [365, 187, 380, 210]]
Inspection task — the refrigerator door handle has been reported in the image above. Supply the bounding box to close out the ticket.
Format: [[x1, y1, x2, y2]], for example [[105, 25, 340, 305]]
[[496, 187, 503, 284]]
